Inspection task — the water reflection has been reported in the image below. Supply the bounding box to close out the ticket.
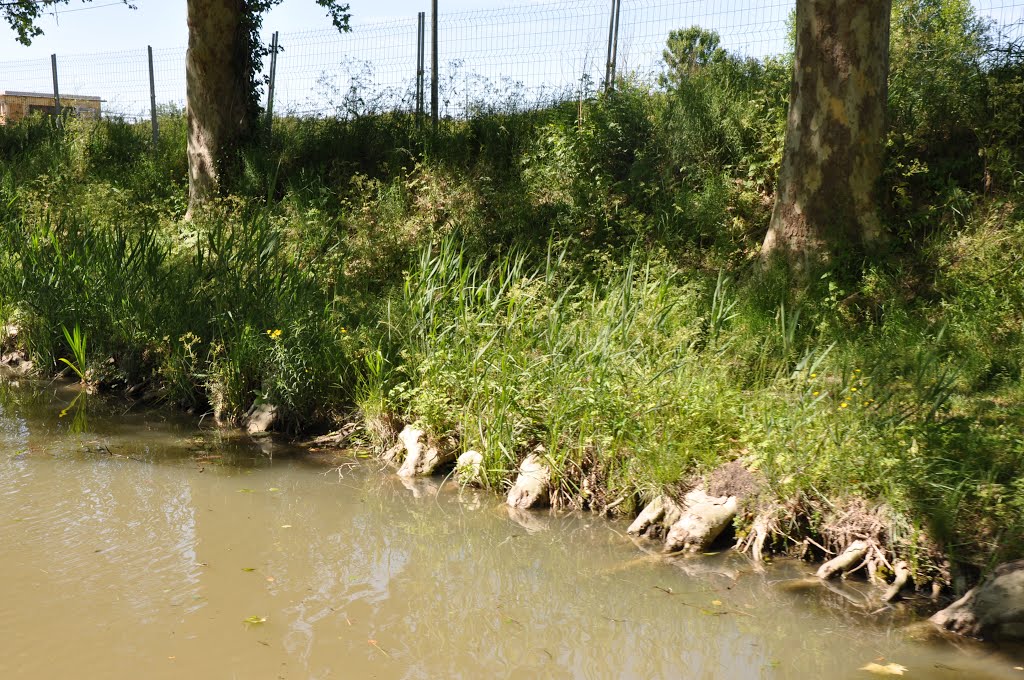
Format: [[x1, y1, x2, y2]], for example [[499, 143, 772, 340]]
[[58, 388, 89, 433], [0, 378, 1021, 679]]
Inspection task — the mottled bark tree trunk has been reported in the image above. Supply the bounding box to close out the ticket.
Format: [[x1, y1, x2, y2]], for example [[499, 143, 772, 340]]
[[761, 0, 892, 268], [186, 0, 251, 216]]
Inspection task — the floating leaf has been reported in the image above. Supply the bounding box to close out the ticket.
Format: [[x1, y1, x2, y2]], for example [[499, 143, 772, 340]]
[[280, 524, 292, 528], [861, 662, 907, 676], [243, 615, 267, 625], [368, 639, 391, 658], [268, 487, 280, 492], [241, 567, 256, 572], [237, 488, 255, 493]]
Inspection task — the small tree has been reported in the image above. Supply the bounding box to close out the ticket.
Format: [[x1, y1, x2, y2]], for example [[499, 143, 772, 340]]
[[660, 26, 728, 88]]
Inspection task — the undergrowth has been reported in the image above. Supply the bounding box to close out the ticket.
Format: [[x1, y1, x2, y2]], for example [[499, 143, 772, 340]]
[[0, 0, 1022, 576]]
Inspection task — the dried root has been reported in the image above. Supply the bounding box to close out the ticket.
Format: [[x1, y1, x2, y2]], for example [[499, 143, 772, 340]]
[[737, 510, 776, 562], [883, 560, 912, 603], [817, 540, 871, 579]]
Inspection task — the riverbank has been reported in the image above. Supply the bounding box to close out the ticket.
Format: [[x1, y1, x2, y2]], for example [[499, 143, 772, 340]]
[[2, 118, 1023, 602], [2, 8, 1023, 620]]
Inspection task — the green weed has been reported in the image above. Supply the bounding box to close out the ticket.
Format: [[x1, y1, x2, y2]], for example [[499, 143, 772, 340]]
[[59, 323, 88, 382]]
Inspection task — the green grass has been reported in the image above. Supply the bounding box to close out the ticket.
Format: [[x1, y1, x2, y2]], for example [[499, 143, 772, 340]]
[[58, 323, 88, 382], [0, 6, 1022, 581]]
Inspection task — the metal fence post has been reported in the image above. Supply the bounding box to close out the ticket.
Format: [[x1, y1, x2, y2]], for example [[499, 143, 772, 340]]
[[266, 31, 280, 133], [431, 0, 438, 132], [604, 0, 622, 93], [50, 53, 62, 126], [148, 46, 159, 145], [610, 0, 622, 90], [416, 11, 425, 122]]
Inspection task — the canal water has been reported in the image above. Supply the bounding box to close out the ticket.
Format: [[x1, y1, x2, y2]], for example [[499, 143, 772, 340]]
[[0, 378, 1021, 679]]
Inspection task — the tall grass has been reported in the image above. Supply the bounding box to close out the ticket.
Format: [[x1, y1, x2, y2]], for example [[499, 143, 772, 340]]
[[383, 234, 1021, 571], [0, 191, 356, 430], [0, 6, 1022, 573]]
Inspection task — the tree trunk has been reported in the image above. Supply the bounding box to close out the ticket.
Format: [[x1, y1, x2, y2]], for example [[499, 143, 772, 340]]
[[761, 0, 892, 268], [186, 0, 251, 216]]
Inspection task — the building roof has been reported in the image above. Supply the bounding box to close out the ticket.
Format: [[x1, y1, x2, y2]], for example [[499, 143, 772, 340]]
[[0, 90, 102, 102]]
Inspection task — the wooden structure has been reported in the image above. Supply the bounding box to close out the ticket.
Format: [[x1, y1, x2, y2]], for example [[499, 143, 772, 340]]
[[0, 91, 102, 125]]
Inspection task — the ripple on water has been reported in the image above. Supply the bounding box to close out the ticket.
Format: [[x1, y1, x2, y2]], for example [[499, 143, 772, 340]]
[[0, 383, 1022, 679]]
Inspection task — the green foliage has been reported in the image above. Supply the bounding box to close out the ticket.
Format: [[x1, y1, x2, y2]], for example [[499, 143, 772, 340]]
[[661, 40, 788, 187], [379, 233, 1023, 567], [980, 45, 1024, 190], [888, 0, 992, 195], [58, 324, 87, 382], [660, 26, 729, 88], [655, 33, 788, 252], [1, 4, 1023, 569], [889, 0, 991, 150], [885, 0, 1024, 227]]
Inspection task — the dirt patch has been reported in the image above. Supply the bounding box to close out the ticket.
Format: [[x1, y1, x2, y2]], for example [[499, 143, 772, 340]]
[[706, 460, 762, 500]]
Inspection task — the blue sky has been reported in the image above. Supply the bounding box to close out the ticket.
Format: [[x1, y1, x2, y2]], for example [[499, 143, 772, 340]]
[[0, 1, 509, 58], [1, 1, 1019, 120], [2, 0, 649, 117]]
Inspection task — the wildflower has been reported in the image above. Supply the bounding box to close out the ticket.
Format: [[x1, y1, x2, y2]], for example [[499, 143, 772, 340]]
[[811, 373, 817, 378], [813, 391, 820, 397], [266, 329, 283, 340], [341, 327, 348, 334], [850, 387, 858, 392], [840, 402, 848, 409]]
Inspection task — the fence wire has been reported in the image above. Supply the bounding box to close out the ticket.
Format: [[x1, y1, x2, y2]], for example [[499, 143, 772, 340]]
[[0, 0, 1021, 123]]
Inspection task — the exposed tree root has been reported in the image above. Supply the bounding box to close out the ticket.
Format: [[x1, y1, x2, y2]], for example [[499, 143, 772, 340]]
[[737, 510, 775, 562], [883, 560, 912, 603], [817, 540, 871, 580]]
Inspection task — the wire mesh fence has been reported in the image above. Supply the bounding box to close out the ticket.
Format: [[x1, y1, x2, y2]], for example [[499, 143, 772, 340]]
[[0, 0, 1021, 124]]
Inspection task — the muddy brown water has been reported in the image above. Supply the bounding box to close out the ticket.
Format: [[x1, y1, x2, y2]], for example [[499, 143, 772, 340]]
[[0, 378, 1021, 679]]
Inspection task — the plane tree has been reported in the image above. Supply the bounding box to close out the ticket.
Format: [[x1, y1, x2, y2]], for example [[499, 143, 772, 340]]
[[185, 0, 349, 213], [761, 0, 893, 269]]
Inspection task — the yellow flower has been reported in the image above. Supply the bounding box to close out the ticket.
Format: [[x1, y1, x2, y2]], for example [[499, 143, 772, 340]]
[[854, 369, 861, 373], [810, 373, 817, 378], [266, 329, 282, 340], [850, 387, 858, 392], [341, 327, 347, 334], [840, 402, 848, 409], [813, 391, 820, 396]]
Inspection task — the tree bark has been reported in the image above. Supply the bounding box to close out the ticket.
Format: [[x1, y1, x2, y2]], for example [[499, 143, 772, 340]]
[[186, 0, 251, 216], [761, 0, 892, 268]]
